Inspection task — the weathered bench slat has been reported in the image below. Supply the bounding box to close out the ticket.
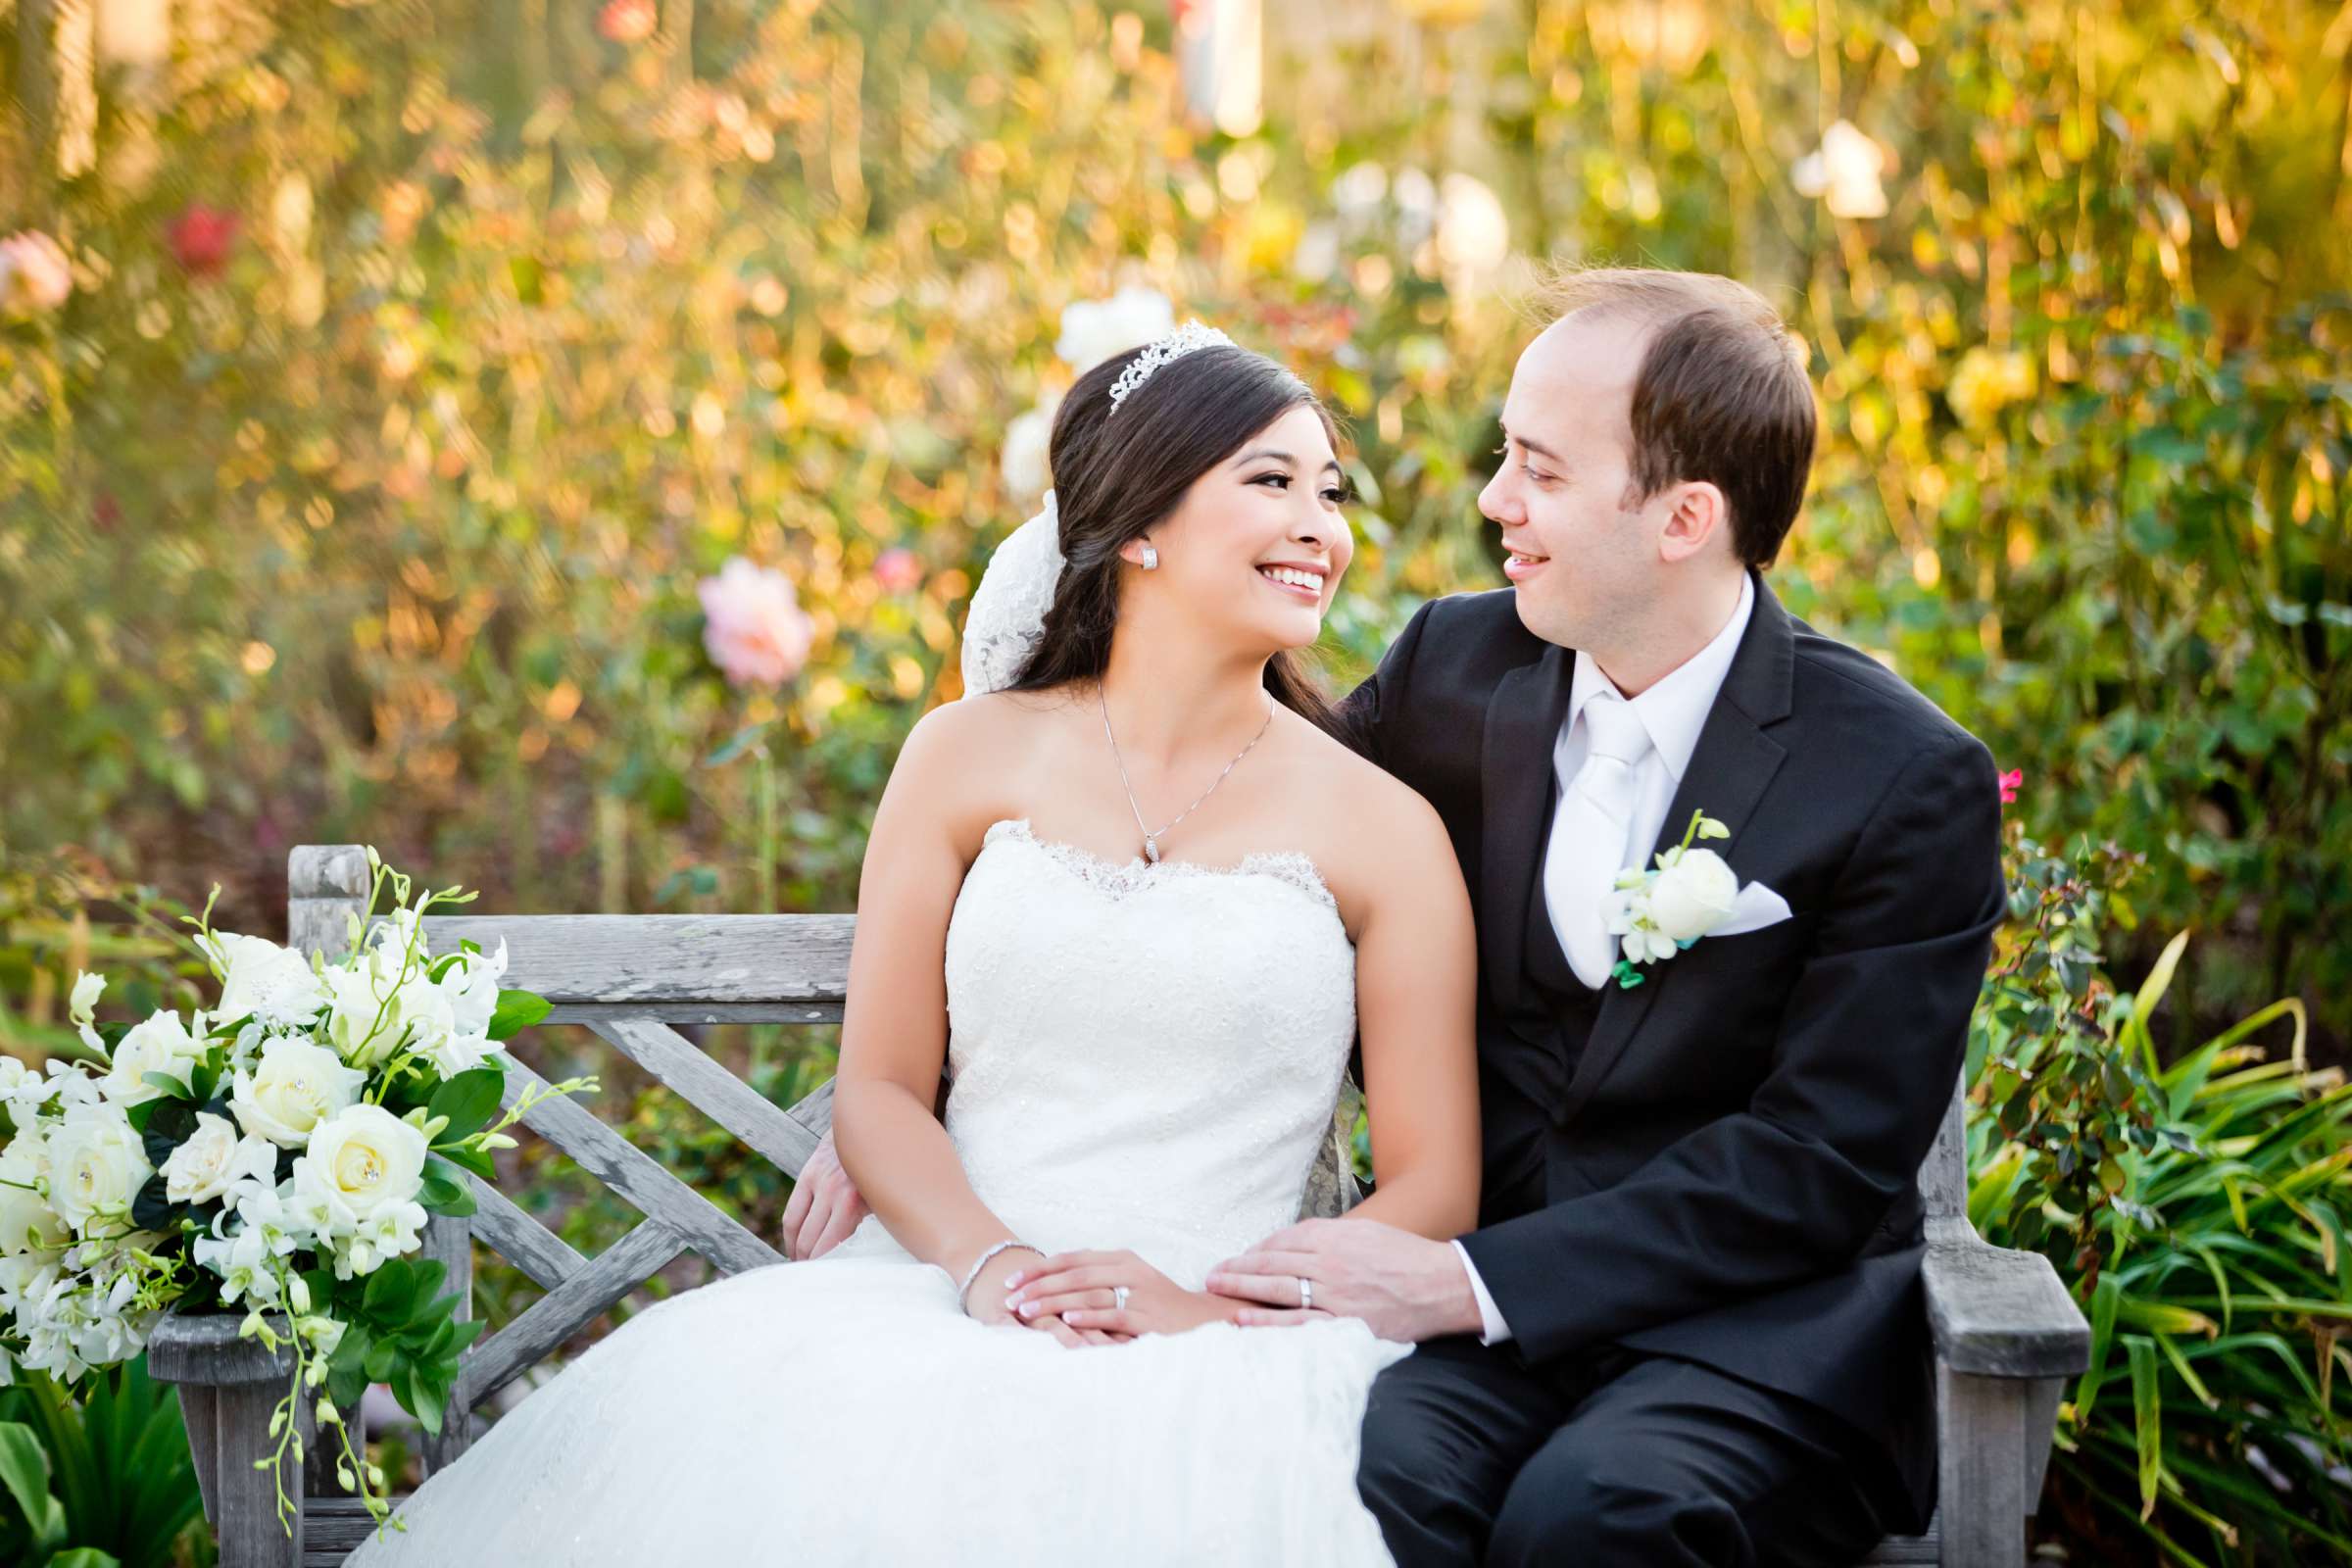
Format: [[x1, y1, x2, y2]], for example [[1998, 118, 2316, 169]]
[[588, 1017, 821, 1178], [467, 1180, 588, 1293], [456, 1218, 687, 1410], [422, 912, 855, 1011], [495, 1055, 783, 1275], [1921, 1226, 2090, 1378]]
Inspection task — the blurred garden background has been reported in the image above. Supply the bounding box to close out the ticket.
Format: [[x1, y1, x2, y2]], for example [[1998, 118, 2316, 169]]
[[2, 0, 2348, 1562]]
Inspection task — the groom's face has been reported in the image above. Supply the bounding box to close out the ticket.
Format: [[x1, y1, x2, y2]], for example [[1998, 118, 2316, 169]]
[[1479, 312, 1672, 652]]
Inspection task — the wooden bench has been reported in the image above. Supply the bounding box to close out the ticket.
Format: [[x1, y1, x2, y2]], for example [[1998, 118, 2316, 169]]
[[149, 844, 2089, 1566]]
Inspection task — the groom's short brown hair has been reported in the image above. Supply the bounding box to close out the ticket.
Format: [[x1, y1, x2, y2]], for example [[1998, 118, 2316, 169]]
[[1536, 268, 1817, 568]]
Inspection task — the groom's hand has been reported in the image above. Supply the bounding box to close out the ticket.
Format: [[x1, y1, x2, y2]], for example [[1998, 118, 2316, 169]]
[[1205, 1218, 1483, 1343], [781, 1129, 868, 1260]]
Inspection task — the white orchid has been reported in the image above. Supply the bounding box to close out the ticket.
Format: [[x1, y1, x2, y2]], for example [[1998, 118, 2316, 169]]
[[68, 971, 105, 1053]]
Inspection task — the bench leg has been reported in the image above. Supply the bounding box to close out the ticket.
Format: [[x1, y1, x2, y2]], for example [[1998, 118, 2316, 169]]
[[206, 1377, 305, 1567], [1936, 1364, 2033, 1567]]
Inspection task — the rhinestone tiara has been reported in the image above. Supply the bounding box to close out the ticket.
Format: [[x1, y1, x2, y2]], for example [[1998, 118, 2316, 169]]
[[1105, 320, 1236, 415]]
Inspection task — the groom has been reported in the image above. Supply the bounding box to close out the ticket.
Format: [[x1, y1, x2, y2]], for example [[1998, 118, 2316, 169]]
[[1203, 268, 2004, 1566]]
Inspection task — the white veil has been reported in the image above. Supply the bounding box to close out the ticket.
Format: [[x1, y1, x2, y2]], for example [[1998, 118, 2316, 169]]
[[957, 490, 1064, 697]]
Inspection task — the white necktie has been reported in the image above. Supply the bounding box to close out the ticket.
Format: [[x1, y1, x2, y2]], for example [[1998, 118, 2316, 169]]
[[1544, 694, 1654, 990]]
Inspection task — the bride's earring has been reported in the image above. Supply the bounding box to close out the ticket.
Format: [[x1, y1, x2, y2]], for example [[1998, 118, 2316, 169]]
[[1139, 543, 1159, 570]]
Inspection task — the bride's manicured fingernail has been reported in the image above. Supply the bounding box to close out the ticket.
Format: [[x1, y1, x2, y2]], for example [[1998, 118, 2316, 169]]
[[1004, 1272, 1023, 1289], [1016, 1301, 1036, 1317]]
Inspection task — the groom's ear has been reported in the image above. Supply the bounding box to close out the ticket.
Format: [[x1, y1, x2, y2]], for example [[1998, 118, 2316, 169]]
[[1656, 480, 1732, 564]]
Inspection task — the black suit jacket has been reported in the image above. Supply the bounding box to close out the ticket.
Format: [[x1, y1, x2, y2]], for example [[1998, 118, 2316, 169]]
[[1338, 573, 2004, 1532]]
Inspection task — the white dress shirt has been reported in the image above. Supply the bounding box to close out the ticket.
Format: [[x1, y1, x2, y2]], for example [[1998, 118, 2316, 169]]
[[1450, 572, 1756, 1346]]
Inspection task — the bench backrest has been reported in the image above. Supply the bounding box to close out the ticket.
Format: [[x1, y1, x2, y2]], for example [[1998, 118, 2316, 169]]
[[287, 842, 1965, 1474]]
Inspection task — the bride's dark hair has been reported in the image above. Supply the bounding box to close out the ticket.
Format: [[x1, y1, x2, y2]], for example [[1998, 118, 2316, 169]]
[[1004, 338, 1346, 734]]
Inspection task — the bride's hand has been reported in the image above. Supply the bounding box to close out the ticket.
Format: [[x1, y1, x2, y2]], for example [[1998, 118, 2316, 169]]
[[959, 1247, 1124, 1348], [1004, 1250, 1232, 1342]]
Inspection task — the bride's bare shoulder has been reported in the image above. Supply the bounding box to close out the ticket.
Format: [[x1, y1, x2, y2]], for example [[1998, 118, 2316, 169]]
[[1281, 711, 1461, 899], [884, 688, 1086, 839]]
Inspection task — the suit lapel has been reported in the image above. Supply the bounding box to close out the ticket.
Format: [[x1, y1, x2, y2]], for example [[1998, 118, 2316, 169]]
[[1552, 571, 1797, 1128], [1478, 643, 1575, 1013]]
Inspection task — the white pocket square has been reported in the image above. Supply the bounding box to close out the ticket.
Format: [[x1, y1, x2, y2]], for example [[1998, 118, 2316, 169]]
[[1710, 881, 1792, 938]]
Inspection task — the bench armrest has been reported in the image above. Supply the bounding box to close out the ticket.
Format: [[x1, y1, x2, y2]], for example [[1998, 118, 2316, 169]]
[[1921, 1222, 2090, 1379]]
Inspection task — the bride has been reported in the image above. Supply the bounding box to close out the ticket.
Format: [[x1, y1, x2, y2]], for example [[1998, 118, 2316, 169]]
[[348, 323, 1481, 1566]]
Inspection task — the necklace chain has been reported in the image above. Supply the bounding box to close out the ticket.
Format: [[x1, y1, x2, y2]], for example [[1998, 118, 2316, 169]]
[[1099, 684, 1275, 864]]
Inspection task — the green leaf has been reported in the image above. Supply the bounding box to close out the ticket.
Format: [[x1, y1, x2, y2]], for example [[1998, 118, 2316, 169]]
[[433, 1142, 498, 1181], [2128, 1335, 2161, 1519], [363, 1340, 399, 1383], [138, 1070, 194, 1103], [50, 1549, 123, 1568], [363, 1260, 417, 1324], [417, 1158, 477, 1217], [0, 1422, 64, 1552], [485, 990, 551, 1043], [425, 1069, 505, 1144]]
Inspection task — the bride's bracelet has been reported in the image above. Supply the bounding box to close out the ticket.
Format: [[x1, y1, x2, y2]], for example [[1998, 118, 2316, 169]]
[[956, 1239, 1044, 1316]]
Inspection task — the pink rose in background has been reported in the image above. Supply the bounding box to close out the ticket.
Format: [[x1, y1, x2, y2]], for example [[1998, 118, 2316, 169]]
[[599, 0, 657, 43], [698, 557, 814, 688], [0, 230, 73, 314], [168, 205, 240, 278], [872, 548, 922, 594], [1998, 767, 2023, 807]]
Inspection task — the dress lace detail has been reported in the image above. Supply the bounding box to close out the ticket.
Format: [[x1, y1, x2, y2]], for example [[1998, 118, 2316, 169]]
[[346, 784, 1404, 1568], [982, 816, 1341, 918]]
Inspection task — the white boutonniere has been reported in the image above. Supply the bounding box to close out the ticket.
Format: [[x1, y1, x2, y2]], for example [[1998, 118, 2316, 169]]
[[1601, 808, 1791, 990]]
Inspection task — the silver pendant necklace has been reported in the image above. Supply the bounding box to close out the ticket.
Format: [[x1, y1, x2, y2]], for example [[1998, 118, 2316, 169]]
[[1099, 684, 1276, 863]]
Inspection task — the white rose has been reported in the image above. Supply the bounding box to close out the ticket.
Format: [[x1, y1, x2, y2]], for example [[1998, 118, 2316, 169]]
[[98, 1009, 207, 1108], [298, 1103, 427, 1223], [160, 1111, 279, 1206], [1054, 285, 1175, 372], [229, 1037, 366, 1148], [201, 932, 329, 1032], [1644, 848, 1742, 944], [0, 1137, 68, 1259], [44, 1102, 152, 1236]]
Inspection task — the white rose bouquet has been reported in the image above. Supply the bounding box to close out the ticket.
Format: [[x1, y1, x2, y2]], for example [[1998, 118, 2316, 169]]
[[0, 849, 593, 1534]]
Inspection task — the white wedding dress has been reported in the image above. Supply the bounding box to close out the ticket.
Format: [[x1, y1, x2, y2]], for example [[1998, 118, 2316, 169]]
[[348, 815, 1410, 1566]]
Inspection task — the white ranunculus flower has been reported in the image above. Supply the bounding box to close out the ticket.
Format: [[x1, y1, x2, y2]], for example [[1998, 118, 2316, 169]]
[[160, 1110, 279, 1206], [1644, 848, 1742, 943], [1054, 286, 1175, 373], [999, 398, 1058, 500], [44, 1102, 152, 1236], [200, 931, 329, 1031], [298, 1103, 427, 1224], [98, 1008, 208, 1108], [0, 1137, 68, 1259], [228, 1036, 367, 1148]]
